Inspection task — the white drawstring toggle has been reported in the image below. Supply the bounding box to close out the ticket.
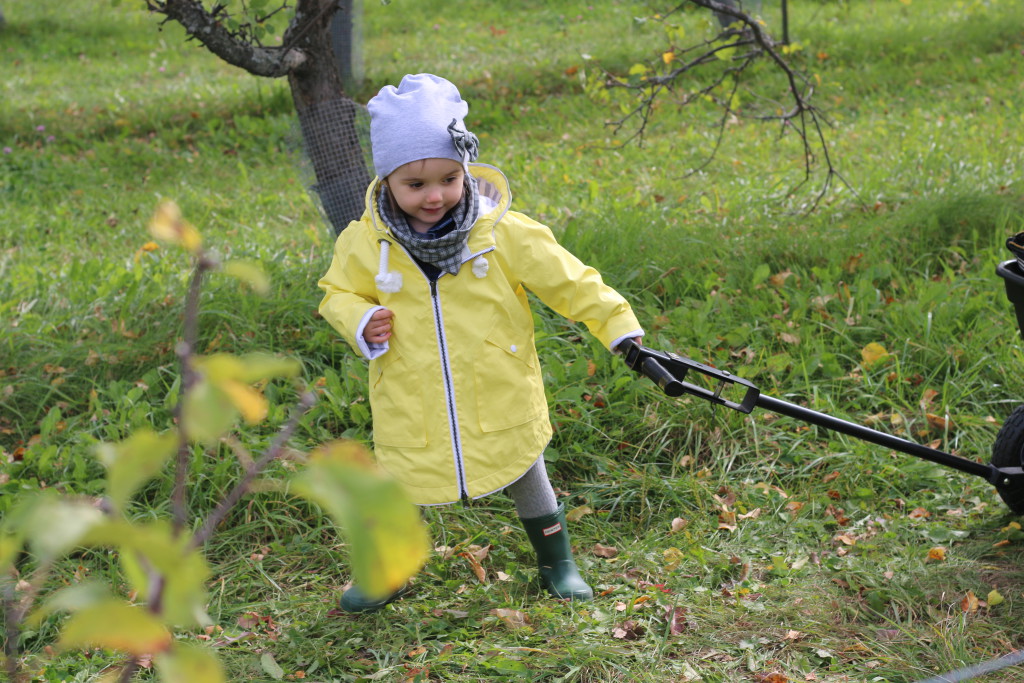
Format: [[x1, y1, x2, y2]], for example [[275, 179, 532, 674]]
[[375, 240, 403, 293], [472, 255, 489, 278]]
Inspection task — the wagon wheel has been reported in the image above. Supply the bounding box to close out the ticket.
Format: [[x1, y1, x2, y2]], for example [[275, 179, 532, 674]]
[[991, 404, 1024, 514]]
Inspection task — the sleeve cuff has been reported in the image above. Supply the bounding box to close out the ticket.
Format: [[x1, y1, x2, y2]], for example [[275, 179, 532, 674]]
[[610, 330, 644, 353], [355, 306, 390, 360]]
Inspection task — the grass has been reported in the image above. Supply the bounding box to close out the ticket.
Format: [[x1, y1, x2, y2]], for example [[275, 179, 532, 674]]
[[3, 0, 1024, 681]]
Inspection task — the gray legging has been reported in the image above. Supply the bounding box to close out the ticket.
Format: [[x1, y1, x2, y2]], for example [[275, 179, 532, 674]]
[[505, 455, 559, 519]]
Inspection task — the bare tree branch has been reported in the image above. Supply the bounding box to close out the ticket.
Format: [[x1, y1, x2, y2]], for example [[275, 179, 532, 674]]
[[146, 0, 306, 76], [599, 0, 857, 209]]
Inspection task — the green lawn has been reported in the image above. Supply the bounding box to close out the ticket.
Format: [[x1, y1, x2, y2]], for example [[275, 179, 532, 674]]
[[3, 0, 1024, 681]]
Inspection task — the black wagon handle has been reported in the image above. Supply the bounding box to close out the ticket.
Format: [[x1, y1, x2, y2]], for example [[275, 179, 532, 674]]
[[620, 340, 1024, 492], [619, 339, 760, 413]]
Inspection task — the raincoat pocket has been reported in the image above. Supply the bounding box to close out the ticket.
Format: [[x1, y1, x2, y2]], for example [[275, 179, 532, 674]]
[[369, 349, 427, 448], [475, 319, 544, 433]]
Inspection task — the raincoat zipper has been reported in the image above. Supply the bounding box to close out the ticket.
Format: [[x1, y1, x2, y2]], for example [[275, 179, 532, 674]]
[[429, 277, 469, 500]]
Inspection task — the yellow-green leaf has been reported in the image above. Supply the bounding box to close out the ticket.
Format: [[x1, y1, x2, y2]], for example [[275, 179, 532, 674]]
[[860, 342, 890, 368], [292, 441, 430, 599], [83, 520, 212, 627], [182, 378, 236, 445], [663, 547, 685, 571], [222, 259, 270, 296], [196, 352, 301, 384], [149, 200, 202, 254], [26, 581, 112, 627], [988, 589, 1005, 607], [714, 42, 737, 60], [95, 429, 178, 512], [157, 643, 226, 683], [0, 494, 45, 571], [260, 653, 285, 681], [219, 379, 268, 424], [27, 496, 105, 561], [565, 505, 594, 523], [0, 534, 21, 574], [59, 600, 172, 654]]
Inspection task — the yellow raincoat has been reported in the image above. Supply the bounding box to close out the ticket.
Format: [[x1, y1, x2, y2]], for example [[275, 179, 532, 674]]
[[318, 164, 642, 505]]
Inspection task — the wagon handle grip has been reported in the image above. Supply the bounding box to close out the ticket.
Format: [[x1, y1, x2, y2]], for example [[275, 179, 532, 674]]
[[619, 339, 760, 414], [640, 357, 685, 397]]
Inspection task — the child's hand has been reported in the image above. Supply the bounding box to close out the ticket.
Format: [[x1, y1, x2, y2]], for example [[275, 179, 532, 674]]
[[364, 308, 394, 344]]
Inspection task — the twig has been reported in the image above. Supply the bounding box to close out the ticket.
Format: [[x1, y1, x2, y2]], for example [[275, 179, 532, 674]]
[[3, 577, 23, 683], [188, 391, 317, 550], [171, 254, 215, 538], [117, 660, 141, 683], [2, 560, 55, 683]]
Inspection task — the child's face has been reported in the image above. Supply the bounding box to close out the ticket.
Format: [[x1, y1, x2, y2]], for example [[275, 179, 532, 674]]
[[386, 158, 465, 233]]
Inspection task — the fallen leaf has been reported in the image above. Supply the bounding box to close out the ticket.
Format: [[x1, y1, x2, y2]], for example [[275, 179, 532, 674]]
[[927, 547, 946, 562], [237, 614, 260, 629], [860, 342, 890, 368], [663, 547, 685, 571], [961, 590, 979, 612], [987, 589, 1005, 607], [670, 517, 687, 532], [843, 252, 863, 273], [665, 606, 688, 635], [459, 551, 487, 583], [926, 413, 954, 432], [467, 544, 491, 561], [822, 471, 841, 483], [769, 269, 794, 287], [908, 507, 931, 519], [825, 504, 849, 526], [920, 388, 939, 410], [593, 543, 619, 558], [835, 534, 857, 546], [566, 505, 594, 522], [490, 608, 529, 629], [718, 510, 737, 532], [611, 620, 645, 640]]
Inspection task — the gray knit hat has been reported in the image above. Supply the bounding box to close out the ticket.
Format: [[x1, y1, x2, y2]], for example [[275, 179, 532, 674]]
[[367, 73, 480, 179]]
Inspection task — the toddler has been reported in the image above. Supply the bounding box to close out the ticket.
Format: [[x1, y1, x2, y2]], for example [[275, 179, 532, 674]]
[[318, 73, 644, 612]]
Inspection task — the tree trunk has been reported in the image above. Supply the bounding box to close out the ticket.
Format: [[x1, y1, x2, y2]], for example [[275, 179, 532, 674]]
[[153, 0, 371, 233], [287, 0, 371, 234]]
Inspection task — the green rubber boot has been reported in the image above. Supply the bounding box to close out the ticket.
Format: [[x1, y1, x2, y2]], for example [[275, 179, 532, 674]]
[[521, 503, 594, 601], [339, 583, 409, 613]]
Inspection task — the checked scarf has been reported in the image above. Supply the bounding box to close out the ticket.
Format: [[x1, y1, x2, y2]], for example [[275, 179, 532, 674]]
[[378, 175, 480, 276]]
